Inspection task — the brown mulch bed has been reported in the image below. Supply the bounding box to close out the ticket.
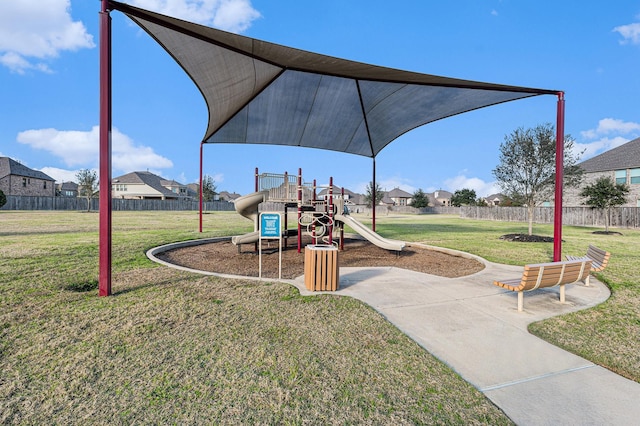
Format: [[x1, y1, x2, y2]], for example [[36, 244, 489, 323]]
[[157, 236, 484, 280], [499, 233, 555, 242]]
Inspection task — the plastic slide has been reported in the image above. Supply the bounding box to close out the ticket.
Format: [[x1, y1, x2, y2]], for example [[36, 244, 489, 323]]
[[334, 214, 406, 252], [231, 190, 269, 245]]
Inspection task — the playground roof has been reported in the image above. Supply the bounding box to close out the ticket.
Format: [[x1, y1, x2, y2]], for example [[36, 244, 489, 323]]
[[110, 1, 559, 158]]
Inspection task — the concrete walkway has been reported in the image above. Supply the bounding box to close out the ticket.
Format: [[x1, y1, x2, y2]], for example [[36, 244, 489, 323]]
[[290, 257, 640, 425], [148, 241, 640, 424]]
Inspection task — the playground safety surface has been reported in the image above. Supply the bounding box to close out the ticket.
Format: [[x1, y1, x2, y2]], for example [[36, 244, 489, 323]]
[[156, 237, 484, 280]]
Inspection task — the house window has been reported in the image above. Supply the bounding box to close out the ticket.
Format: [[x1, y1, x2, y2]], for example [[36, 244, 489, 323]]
[[44, 181, 47, 189], [630, 168, 640, 184], [615, 170, 626, 185]]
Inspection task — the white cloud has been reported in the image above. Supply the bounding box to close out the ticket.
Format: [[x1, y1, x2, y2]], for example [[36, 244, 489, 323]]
[[576, 117, 640, 161], [16, 126, 173, 174], [205, 172, 225, 185], [491, 9, 498, 16], [580, 118, 640, 139], [443, 174, 499, 198], [575, 136, 630, 161], [0, 0, 94, 73], [613, 22, 640, 45], [378, 177, 416, 194], [130, 0, 261, 32], [39, 167, 87, 183], [351, 178, 413, 195]]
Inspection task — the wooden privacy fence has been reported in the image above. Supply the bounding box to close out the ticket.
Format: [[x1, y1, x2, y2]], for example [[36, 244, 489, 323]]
[[1, 195, 234, 212], [3, 196, 639, 228], [459, 206, 640, 229]]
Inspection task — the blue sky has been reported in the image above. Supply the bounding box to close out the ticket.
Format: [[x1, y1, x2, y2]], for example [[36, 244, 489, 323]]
[[1, 1, 639, 197]]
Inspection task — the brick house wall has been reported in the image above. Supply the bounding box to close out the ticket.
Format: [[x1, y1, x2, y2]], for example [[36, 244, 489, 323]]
[[1, 174, 55, 197], [564, 170, 640, 208]]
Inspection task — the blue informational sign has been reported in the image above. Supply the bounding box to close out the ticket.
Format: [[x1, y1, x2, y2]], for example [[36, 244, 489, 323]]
[[260, 212, 281, 239]]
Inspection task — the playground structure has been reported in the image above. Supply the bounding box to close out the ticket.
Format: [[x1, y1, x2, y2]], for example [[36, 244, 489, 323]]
[[231, 168, 405, 253]]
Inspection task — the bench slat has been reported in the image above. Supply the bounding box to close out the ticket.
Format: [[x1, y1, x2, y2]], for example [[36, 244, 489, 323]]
[[566, 245, 611, 285], [493, 259, 592, 311]]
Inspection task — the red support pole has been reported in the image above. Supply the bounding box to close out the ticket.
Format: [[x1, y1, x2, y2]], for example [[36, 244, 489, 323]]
[[255, 167, 259, 192], [372, 157, 376, 232], [99, 0, 112, 296], [340, 187, 344, 250], [329, 177, 334, 245], [553, 92, 565, 261], [297, 168, 302, 253], [312, 179, 317, 244], [199, 142, 203, 233], [253, 167, 260, 252]]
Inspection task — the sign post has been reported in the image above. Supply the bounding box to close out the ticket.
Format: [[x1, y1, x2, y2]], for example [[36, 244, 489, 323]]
[[259, 212, 282, 279]]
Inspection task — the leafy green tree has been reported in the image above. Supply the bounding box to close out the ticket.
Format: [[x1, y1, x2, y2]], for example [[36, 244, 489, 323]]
[[492, 123, 583, 235], [450, 188, 477, 207], [76, 169, 98, 212], [202, 174, 218, 202], [364, 181, 385, 209], [0, 189, 6, 209], [411, 189, 429, 208], [580, 176, 629, 233]]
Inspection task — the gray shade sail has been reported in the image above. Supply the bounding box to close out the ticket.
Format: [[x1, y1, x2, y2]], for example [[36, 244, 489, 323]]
[[110, 1, 559, 158]]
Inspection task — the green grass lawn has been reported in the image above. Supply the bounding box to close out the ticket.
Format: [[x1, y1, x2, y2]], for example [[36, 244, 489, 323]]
[[1, 210, 638, 423], [0, 210, 511, 424]]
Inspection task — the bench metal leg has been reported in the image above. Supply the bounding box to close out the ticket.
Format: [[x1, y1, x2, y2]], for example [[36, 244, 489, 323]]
[[585, 274, 590, 286], [560, 284, 565, 303], [518, 292, 524, 312]]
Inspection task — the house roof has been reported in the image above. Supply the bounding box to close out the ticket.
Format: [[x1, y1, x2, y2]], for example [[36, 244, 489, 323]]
[[0, 157, 55, 181], [112, 171, 177, 197], [387, 187, 412, 198], [110, 1, 558, 159], [59, 181, 79, 190], [432, 190, 453, 198], [485, 193, 505, 201], [218, 190, 241, 201], [317, 186, 359, 197], [160, 179, 184, 187], [579, 137, 640, 173]]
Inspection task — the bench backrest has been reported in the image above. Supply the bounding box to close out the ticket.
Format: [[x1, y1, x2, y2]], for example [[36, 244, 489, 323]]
[[518, 260, 592, 292], [587, 245, 610, 271]]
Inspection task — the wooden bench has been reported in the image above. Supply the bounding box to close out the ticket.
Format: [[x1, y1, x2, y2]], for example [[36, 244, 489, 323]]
[[566, 245, 611, 286], [494, 259, 592, 312]]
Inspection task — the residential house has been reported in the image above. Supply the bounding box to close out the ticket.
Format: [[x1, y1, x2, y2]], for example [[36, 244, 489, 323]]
[[112, 171, 188, 200], [379, 193, 395, 206], [565, 137, 640, 207], [185, 183, 200, 199], [386, 187, 413, 206], [0, 156, 55, 197], [429, 190, 452, 207], [218, 191, 241, 202], [484, 193, 506, 206], [317, 186, 359, 203], [57, 181, 79, 197]]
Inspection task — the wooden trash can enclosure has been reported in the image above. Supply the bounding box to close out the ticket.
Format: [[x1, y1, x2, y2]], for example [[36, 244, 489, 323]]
[[304, 245, 339, 291]]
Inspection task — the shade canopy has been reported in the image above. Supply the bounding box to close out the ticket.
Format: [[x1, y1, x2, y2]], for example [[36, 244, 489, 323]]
[[110, 1, 558, 158]]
